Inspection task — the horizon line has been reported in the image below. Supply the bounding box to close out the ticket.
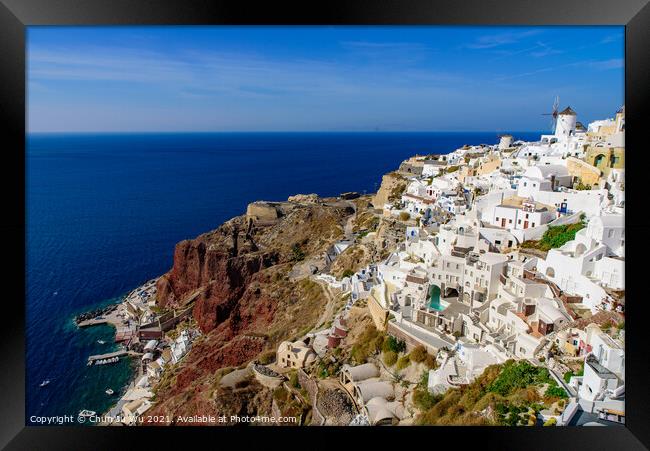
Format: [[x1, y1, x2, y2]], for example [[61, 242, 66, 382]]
[[27, 129, 548, 135]]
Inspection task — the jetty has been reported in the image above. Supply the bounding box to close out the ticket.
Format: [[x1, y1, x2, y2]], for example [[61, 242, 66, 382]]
[[87, 350, 142, 365], [77, 318, 109, 327]]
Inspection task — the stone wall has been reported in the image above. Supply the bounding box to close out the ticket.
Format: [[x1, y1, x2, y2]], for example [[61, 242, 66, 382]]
[[297, 369, 325, 425], [387, 321, 440, 354], [367, 295, 389, 331], [246, 202, 280, 223], [566, 156, 601, 186]]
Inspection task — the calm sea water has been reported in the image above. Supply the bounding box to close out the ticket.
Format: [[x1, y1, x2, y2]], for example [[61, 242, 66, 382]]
[[26, 131, 542, 424]]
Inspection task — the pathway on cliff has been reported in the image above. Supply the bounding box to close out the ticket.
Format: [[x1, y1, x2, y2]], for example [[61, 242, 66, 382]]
[[312, 278, 341, 330]]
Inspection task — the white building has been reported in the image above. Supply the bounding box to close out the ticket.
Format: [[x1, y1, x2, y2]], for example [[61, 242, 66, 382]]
[[491, 197, 556, 230]]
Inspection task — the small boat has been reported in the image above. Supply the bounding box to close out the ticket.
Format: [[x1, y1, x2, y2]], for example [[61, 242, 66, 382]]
[[78, 409, 96, 418], [39, 380, 50, 387], [97, 340, 106, 344], [105, 388, 114, 395]]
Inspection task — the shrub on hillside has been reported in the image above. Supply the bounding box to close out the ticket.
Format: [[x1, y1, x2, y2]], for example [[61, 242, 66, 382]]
[[410, 345, 428, 363], [351, 324, 384, 364], [424, 353, 437, 369], [289, 371, 301, 389], [383, 351, 398, 366], [382, 335, 406, 354], [396, 355, 411, 371], [258, 350, 276, 365], [487, 360, 551, 396]]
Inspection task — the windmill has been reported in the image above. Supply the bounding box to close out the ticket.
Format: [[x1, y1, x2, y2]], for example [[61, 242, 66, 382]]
[[542, 95, 560, 133]]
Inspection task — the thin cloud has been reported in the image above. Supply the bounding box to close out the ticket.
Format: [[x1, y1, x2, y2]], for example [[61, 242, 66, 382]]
[[600, 34, 622, 44], [570, 58, 624, 70], [495, 57, 623, 81], [530, 42, 563, 58], [340, 41, 430, 51], [465, 29, 543, 49], [494, 67, 554, 81]]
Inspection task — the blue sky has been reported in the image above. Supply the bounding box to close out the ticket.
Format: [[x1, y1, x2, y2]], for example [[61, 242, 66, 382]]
[[27, 26, 624, 132]]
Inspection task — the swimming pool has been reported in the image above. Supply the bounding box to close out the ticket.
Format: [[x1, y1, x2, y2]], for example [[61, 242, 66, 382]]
[[428, 285, 447, 311]]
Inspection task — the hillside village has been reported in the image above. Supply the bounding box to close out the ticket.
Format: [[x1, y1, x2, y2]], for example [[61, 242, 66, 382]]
[[95, 105, 625, 427], [266, 105, 625, 426]]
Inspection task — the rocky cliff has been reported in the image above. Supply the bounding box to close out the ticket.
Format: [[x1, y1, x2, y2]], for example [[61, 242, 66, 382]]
[[371, 171, 407, 209], [147, 198, 353, 420]]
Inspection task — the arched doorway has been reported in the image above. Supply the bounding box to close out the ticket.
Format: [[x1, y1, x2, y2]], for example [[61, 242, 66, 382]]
[[444, 287, 459, 298]]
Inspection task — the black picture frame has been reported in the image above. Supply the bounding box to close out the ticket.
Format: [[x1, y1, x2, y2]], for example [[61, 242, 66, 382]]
[[1, 0, 648, 449]]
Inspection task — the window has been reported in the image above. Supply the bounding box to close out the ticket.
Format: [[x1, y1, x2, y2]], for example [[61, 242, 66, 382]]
[[608, 229, 614, 238], [509, 219, 513, 224], [531, 223, 535, 227], [518, 220, 521, 224], [525, 213, 529, 219]]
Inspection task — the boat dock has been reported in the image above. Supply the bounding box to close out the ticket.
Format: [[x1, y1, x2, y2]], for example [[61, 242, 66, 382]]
[[87, 350, 142, 365], [77, 318, 109, 327]]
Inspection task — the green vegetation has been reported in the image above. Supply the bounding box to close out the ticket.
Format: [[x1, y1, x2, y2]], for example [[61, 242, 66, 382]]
[[445, 165, 460, 173], [543, 417, 557, 426], [341, 269, 355, 278], [412, 372, 442, 411], [520, 222, 586, 251], [383, 351, 398, 366], [563, 363, 584, 383], [575, 181, 591, 190], [289, 370, 301, 389], [399, 212, 411, 221], [487, 360, 551, 396], [396, 355, 411, 371], [381, 335, 406, 354], [544, 382, 568, 399], [415, 360, 561, 426]]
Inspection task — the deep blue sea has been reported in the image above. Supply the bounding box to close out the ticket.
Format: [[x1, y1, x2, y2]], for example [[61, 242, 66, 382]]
[[26, 131, 542, 424]]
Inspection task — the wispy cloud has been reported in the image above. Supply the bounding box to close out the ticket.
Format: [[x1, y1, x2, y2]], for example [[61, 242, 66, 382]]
[[495, 57, 623, 81], [339, 40, 433, 64], [494, 67, 554, 81], [28, 44, 464, 103], [570, 58, 624, 70], [465, 30, 543, 49], [340, 41, 429, 51], [600, 34, 622, 44], [530, 41, 563, 58]]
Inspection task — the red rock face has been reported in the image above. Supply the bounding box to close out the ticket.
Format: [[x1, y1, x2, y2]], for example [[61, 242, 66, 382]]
[[156, 235, 278, 333]]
